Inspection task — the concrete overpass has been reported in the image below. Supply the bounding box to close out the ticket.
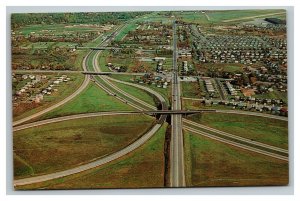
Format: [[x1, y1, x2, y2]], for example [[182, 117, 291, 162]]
[[122, 109, 216, 115], [77, 46, 158, 52], [83, 71, 146, 76]]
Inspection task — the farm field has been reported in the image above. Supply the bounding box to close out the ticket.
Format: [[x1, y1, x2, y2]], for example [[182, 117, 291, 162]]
[[14, 114, 155, 179]]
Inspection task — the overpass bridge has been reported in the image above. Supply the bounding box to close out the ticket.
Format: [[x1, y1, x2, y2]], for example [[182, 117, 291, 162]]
[[102, 109, 216, 115], [76, 46, 158, 52], [82, 71, 146, 76], [77, 46, 122, 50]]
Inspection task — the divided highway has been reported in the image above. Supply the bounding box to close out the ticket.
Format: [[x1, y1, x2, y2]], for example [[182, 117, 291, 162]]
[[14, 20, 169, 186], [13, 16, 289, 188], [12, 26, 122, 127], [170, 21, 186, 187], [183, 126, 288, 161], [14, 74, 168, 187], [12, 53, 90, 127]]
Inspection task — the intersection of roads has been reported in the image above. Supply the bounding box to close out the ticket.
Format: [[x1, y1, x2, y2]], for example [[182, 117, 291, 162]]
[[13, 19, 288, 188]]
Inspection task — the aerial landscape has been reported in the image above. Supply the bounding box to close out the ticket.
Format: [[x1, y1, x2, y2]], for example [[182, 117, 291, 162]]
[[11, 9, 288, 189]]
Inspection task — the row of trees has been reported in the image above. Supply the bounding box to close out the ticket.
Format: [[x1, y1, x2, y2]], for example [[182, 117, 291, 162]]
[[11, 12, 150, 28]]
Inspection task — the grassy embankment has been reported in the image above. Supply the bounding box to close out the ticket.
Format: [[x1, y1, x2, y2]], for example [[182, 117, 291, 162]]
[[16, 123, 167, 190], [14, 114, 155, 179]]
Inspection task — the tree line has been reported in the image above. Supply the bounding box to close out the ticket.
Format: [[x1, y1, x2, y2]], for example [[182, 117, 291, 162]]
[[11, 12, 150, 28]]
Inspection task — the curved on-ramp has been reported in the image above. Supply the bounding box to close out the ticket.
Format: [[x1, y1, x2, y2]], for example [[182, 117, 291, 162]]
[[184, 126, 288, 161], [14, 112, 162, 186], [14, 22, 169, 187], [13, 26, 122, 127], [215, 110, 288, 121], [12, 46, 95, 127], [183, 118, 288, 154]]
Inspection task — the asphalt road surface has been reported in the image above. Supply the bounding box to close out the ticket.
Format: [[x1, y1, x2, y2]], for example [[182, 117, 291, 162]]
[[14, 114, 162, 186], [12, 52, 91, 127], [12, 26, 121, 126], [183, 118, 288, 154], [170, 21, 186, 187], [183, 126, 288, 161]]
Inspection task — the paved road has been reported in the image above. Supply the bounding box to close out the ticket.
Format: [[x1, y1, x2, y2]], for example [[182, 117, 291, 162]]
[[183, 118, 288, 154], [14, 114, 162, 186], [93, 80, 146, 111], [182, 97, 288, 120], [12, 52, 91, 127], [14, 21, 168, 186], [215, 110, 288, 121], [183, 126, 288, 161], [105, 76, 166, 109], [12, 26, 122, 126], [204, 13, 210, 21], [14, 112, 139, 132], [91, 38, 157, 111], [13, 69, 145, 76], [170, 21, 185, 187]]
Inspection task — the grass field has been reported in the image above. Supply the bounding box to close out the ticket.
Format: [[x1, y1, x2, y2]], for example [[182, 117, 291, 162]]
[[181, 81, 201, 98], [175, 11, 209, 24], [222, 65, 244, 73], [115, 23, 138, 42], [207, 9, 286, 23], [187, 113, 288, 149], [14, 114, 155, 179], [37, 82, 134, 120], [16, 123, 167, 189], [110, 74, 134, 82], [85, 50, 97, 71], [13, 73, 85, 122], [183, 131, 288, 187], [182, 98, 203, 110], [97, 50, 111, 71], [196, 63, 244, 73], [111, 81, 157, 107], [107, 74, 171, 107]]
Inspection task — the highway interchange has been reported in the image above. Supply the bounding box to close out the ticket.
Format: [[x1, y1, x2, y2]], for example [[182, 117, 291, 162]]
[[13, 17, 288, 188]]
